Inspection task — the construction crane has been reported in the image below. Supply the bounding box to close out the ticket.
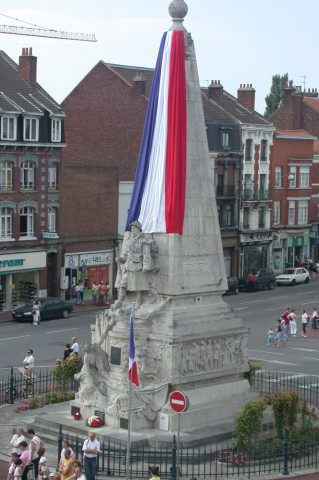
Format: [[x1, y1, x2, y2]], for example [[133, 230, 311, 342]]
[[0, 24, 97, 42]]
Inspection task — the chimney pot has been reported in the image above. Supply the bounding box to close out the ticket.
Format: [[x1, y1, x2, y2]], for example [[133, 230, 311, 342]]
[[237, 84, 255, 111], [19, 47, 37, 83]]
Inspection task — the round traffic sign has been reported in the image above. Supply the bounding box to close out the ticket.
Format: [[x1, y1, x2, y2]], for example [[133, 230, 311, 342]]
[[169, 390, 189, 413]]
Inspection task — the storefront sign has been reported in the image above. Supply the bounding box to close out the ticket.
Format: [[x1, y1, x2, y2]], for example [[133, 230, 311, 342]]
[[240, 232, 272, 244], [0, 251, 46, 272], [80, 252, 110, 266], [42, 231, 59, 239]]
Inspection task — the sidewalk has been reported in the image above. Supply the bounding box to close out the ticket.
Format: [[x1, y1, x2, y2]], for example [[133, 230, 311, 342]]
[[0, 298, 113, 323]]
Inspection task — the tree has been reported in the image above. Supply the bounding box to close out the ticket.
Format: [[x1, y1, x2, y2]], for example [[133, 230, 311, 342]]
[[264, 73, 293, 118]]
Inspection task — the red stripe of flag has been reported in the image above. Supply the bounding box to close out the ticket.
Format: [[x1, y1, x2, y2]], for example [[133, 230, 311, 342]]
[[165, 30, 187, 234]]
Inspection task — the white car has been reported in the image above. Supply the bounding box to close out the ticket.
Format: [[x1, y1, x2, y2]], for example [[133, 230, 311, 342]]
[[275, 267, 310, 286]]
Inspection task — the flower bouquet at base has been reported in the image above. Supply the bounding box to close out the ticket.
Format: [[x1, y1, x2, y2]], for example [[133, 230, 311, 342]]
[[86, 415, 104, 427]]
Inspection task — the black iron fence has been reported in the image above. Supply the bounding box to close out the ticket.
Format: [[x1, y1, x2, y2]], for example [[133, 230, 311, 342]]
[[251, 370, 319, 407], [58, 426, 319, 479], [0, 367, 71, 405]]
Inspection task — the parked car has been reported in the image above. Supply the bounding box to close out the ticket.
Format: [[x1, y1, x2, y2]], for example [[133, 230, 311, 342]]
[[275, 267, 310, 286], [239, 268, 275, 292], [12, 297, 73, 322], [225, 276, 239, 295]]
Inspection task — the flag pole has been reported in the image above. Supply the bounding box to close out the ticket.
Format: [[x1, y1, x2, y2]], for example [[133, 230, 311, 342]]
[[126, 301, 135, 480]]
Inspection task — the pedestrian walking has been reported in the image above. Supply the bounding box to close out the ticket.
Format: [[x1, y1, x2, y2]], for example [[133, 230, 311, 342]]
[[248, 271, 255, 292], [266, 326, 275, 346], [310, 307, 318, 329], [275, 319, 284, 347], [63, 343, 73, 362], [282, 307, 290, 340], [83, 431, 100, 480], [75, 283, 80, 305], [301, 308, 309, 337], [288, 309, 297, 337]]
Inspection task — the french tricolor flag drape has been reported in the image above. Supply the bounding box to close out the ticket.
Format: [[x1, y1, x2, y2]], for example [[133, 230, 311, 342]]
[[125, 30, 187, 234], [128, 314, 139, 386]]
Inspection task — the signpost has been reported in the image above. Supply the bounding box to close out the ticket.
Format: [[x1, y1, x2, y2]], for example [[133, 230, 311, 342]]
[[169, 391, 189, 480]]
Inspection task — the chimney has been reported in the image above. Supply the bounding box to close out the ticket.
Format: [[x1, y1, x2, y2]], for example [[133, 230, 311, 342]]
[[237, 83, 255, 112], [283, 83, 294, 102], [19, 47, 37, 84], [208, 80, 223, 104], [133, 70, 146, 95]]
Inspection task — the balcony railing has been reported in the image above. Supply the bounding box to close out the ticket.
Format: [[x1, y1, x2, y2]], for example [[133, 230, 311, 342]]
[[216, 185, 235, 197], [243, 189, 272, 201]]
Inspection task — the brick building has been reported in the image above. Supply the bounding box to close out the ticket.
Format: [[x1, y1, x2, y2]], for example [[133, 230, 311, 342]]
[[271, 129, 316, 272], [60, 64, 153, 299], [270, 86, 319, 263], [0, 48, 65, 308]]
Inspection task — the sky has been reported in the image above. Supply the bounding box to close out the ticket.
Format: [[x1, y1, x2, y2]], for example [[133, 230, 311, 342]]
[[1, 0, 318, 114]]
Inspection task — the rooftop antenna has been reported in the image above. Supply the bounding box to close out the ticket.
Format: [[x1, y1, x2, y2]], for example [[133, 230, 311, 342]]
[[295, 75, 306, 91]]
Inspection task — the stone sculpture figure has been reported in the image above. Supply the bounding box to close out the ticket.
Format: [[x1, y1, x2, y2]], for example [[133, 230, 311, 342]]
[[75, 342, 110, 408], [115, 220, 159, 309]]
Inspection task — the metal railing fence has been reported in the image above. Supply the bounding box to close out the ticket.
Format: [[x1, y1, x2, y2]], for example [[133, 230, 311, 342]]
[[0, 367, 73, 405], [59, 427, 319, 479], [251, 370, 319, 407]]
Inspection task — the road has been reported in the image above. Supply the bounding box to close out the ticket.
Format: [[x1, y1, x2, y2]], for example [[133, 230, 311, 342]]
[[0, 309, 101, 374], [224, 281, 319, 377], [0, 282, 318, 378]]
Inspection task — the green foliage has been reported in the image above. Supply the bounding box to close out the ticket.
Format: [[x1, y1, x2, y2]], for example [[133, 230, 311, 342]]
[[264, 73, 293, 118], [270, 391, 299, 439], [243, 361, 262, 385], [15, 390, 75, 413], [52, 355, 83, 392], [234, 397, 268, 448]]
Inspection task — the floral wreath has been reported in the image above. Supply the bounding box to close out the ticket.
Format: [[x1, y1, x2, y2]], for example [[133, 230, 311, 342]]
[[86, 415, 104, 427]]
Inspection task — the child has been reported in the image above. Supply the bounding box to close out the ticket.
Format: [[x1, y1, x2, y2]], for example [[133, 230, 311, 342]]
[[42, 466, 50, 479], [149, 466, 160, 480], [266, 326, 275, 346], [13, 458, 22, 480], [39, 456, 47, 476], [7, 453, 19, 480], [276, 319, 284, 347]]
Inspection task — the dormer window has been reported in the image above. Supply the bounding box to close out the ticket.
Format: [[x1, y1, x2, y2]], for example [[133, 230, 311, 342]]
[[24, 117, 39, 141], [1, 116, 17, 141], [220, 128, 232, 150], [51, 119, 61, 142]]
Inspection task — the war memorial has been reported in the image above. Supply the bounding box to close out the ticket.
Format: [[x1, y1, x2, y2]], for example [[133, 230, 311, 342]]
[[71, 0, 253, 436]]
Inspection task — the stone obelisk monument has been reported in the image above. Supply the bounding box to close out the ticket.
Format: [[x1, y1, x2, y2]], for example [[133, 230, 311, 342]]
[[73, 0, 251, 433]]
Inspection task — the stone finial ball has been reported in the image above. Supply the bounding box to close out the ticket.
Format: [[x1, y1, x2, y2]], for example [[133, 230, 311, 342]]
[[168, 0, 188, 20]]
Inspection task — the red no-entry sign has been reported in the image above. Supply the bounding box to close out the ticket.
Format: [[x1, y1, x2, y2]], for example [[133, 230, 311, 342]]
[[169, 390, 189, 413]]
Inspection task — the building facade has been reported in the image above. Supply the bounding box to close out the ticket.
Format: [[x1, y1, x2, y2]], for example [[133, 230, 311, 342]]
[[271, 130, 316, 272], [202, 82, 275, 277], [0, 48, 65, 308]]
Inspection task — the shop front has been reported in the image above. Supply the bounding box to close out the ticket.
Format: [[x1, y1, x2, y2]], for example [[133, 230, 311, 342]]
[[0, 250, 46, 309], [239, 232, 272, 277], [64, 250, 112, 300], [283, 234, 309, 268]]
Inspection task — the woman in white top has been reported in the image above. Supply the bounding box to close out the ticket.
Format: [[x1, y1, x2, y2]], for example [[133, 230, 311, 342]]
[[32, 299, 40, 326], [301, 309, 308, 337], [10, 428, 26, 455], [289, 309, 297, 338]]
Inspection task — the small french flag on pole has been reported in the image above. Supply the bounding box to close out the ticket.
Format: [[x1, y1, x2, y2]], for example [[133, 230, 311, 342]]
[[128, 314, 139, 387]]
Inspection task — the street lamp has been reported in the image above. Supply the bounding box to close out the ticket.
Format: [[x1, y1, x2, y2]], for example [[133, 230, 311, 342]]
[[275, 173, 295, 196]]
